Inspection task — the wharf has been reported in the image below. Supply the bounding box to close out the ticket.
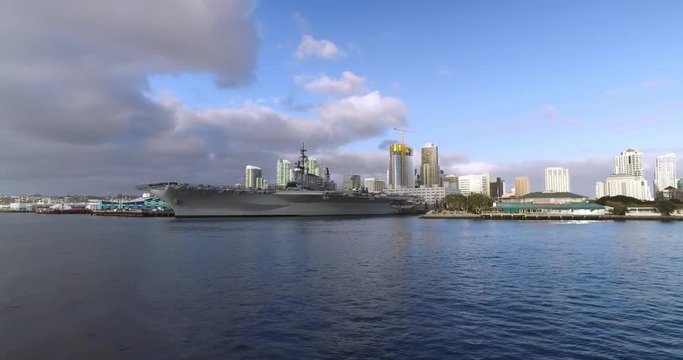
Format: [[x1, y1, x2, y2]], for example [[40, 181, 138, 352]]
[[92, 210, 175, 217], [421, 213, 683, 221]]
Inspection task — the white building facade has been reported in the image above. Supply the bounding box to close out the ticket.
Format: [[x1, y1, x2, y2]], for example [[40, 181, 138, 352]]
[[614, 148, 644, 176], [245, 165, 263, 189], [276, 159, 292, 188], [457, 173, 491, 196], [596, 174, 651, 201], [385, 186, 458, 205], [654, 153, 677, 193], [364, 178, 386, 193], [544, 167, 570, 193]]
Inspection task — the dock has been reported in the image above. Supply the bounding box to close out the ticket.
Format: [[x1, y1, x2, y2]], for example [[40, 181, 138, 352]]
[[91, 210, 175, 217]]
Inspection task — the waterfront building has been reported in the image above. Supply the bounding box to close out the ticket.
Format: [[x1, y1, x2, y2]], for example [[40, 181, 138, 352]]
[[614, 148, 643, 176], [245, 165, 263, 189], [388, 143, 415, 189], [343, 174, 361, 190], [492, 202, 606, 216], [596, 174, 651, 201], [9, 202, 33, 212], [276, 159, 292, 188], [514, 177, 530, 197], [654, 153, 677, 193], [502, 192, 589, 204], [658, 186, 683, 201], [420, 143, 441, 187], [544, 167, 570, 193], [385, 186, 458, 206], [94, 197, 169, 211], [364, 178, 385, 193], [457, 173, 490, 196]]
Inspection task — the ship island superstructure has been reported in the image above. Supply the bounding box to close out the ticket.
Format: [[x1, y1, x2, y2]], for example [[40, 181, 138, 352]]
[[139, 145, 425, 217]]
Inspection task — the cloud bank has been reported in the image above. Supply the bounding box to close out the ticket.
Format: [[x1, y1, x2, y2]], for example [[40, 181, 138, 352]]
[[0, 0, 406, 194], [294, 35, 341, 60]]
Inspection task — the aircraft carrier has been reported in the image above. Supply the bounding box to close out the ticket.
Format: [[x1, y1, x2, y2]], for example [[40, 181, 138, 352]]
[[139, 146, 426, 218]]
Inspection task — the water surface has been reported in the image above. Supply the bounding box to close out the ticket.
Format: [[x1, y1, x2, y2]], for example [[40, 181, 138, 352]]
[[1, 214, 682, 359]]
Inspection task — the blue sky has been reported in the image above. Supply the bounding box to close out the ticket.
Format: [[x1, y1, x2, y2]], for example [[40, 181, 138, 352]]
[[1, 0, 682, 194]]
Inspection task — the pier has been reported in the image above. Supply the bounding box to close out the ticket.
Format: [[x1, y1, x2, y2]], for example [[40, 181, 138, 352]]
[[91, 210, 175, 217]]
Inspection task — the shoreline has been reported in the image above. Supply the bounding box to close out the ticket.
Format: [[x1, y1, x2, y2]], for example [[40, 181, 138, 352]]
[[420, 213, 683, 221]]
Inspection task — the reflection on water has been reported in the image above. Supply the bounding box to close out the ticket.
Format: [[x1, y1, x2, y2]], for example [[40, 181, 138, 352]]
[[1, 214, 682, 359]]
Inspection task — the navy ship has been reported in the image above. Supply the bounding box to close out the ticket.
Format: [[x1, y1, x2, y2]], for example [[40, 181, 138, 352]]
[[139, 146, 426, 217]]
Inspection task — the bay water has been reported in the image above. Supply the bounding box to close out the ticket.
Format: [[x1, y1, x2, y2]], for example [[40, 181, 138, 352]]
[[1, 214, 682, 359]]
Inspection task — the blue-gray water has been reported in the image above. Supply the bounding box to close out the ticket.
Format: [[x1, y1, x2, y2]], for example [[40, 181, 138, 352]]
[[1, 214, 682, 359]]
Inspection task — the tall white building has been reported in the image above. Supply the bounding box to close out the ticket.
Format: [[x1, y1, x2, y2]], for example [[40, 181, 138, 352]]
[[457, 173, 490, 196], [614, 148, 643, 176], [596, 175, 651, 201], [245, 165, 263, 189], [597, 148, 651, 200], [654, 153, 677, 193], [276, 159, 292, 188], [544, 167, 570, 193], [420, 143, 440, 187], [306, 157, 321, 176], [388, 143, 415, 189]]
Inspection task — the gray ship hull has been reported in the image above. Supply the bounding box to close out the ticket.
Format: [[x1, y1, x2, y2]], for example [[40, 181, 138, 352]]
[[147, 184, 424, 217]]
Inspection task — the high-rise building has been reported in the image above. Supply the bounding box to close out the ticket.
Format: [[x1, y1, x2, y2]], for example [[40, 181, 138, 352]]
[[614, 148, 643, 176], [457, 173, 490, 196], [489, 177, 504, 198], [388, 143, 415, 189], [306, 157, 320, 176], [678, 179, 683, 190], [343, 174, 361, 190], [420, 143, 440, 187], [276, 159, 292, 188], [654, 153, 677, 193], [598, 148, 651, 200], [245, 165, 263, 189], [514, 177, 530, 197], [364, 178, 385, 193], [544, 167, 570, 193]]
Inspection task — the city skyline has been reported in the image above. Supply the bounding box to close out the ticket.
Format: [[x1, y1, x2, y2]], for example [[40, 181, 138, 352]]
[[2, 0, 683, 196]]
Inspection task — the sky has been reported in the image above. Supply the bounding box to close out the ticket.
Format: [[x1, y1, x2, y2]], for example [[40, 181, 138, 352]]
[[1, 0, 682, 196]]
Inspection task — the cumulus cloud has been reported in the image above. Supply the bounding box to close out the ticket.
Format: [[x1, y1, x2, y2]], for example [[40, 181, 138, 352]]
[[297, 71, 367, 96], [0, 0, 257, 146], [294, 35, 341, 60], [0, 0, 410, 194], [163, 91, 406, 152], [0, 0, 260, 193]]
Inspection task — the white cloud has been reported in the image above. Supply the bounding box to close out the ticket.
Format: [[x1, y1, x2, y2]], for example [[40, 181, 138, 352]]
[[297, 71, 367, 96], [294, 35, 341, 60], [542, 104, 558, 121], [165, 91, 406, 150]]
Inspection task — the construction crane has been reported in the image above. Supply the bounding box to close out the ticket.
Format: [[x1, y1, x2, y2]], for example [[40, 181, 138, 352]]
[[392, 127, 416, 145]]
